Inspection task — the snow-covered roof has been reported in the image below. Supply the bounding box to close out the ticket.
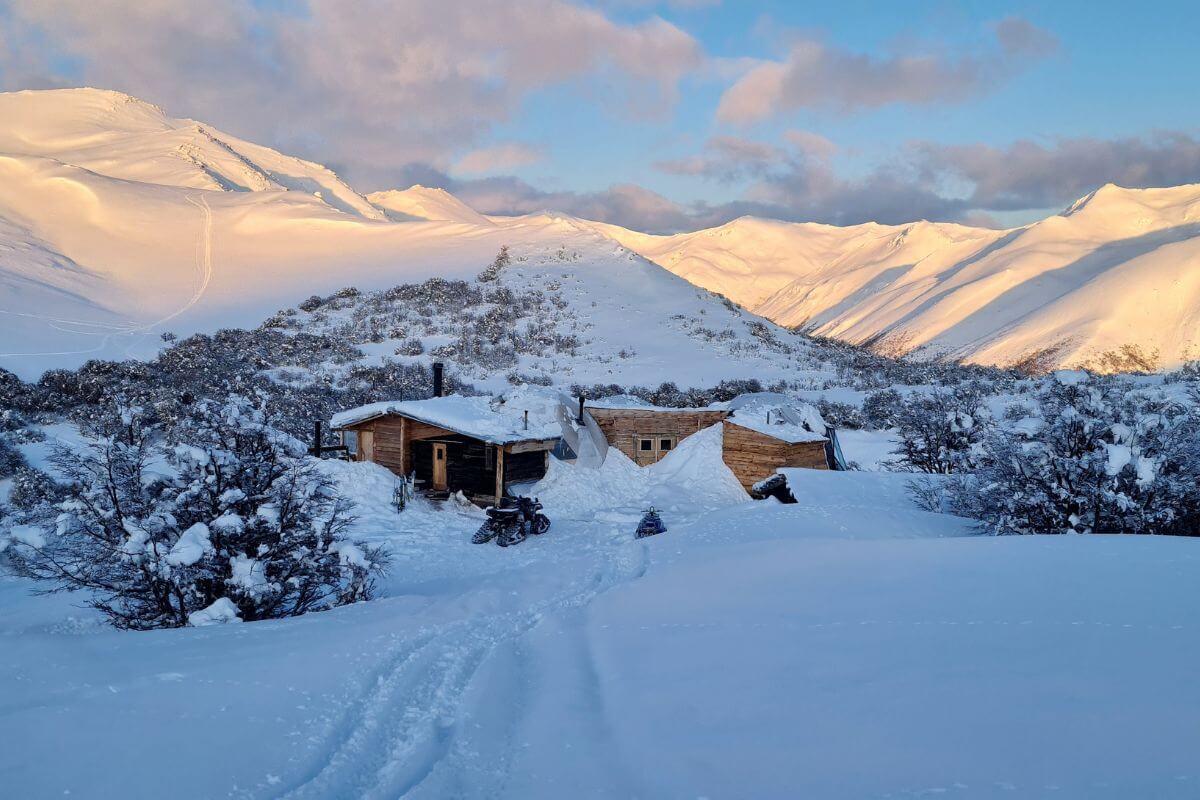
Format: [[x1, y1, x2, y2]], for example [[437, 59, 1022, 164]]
[[583, 392, 828, 444], [584, 394, 727, 412], [725, 393, 828, 444], [331, 391, 564, 444]]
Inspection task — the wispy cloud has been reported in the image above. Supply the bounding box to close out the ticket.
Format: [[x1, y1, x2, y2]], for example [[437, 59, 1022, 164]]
[[453, 143, 543, 175], [717, 17, 1058, 124]]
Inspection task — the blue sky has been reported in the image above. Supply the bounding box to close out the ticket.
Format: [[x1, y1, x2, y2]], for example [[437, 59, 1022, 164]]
[[1, 0, 1198, 231]]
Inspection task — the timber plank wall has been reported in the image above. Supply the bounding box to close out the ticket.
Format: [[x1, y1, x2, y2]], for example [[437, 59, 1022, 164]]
[[721, 421, 828, 491], [587, 407, 730, 464]]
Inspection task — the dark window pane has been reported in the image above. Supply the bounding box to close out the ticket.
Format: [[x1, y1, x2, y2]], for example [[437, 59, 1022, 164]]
[[660, 439, 673, 450], [639, 438, 653, 450]]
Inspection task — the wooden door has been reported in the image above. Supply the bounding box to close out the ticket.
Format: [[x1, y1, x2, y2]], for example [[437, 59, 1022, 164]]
[[432, 443, 447, 490], [359, 430, 374, 462]]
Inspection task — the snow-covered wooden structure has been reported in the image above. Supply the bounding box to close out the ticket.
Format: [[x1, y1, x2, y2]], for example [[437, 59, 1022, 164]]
[[331, 393, 562, 506], [585, 394, 837, 491]]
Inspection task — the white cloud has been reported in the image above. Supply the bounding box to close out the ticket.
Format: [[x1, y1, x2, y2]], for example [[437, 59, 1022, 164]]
[[717, 18, 1058, 123], [453, 143, 543, 175]]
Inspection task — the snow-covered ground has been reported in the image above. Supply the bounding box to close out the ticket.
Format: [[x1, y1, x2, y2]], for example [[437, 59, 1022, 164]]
[[3, 431, 1199, 799]]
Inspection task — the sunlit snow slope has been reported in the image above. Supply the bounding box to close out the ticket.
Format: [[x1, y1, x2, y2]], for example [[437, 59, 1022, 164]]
[[2, 88, 1197, 376], [0, 89, 818, 384], [597, 188, 1200, 371]]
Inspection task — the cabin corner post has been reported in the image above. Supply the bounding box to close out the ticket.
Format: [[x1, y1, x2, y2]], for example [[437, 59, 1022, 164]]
[[494, 445, 506, 506]]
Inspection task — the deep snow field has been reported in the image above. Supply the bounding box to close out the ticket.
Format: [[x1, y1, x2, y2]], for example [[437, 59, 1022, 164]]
[[3, 427, 1199, 800]]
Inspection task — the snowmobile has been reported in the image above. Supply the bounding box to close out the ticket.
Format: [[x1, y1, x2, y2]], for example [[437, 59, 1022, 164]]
[[635, 507, 667, 538], [472, 495, 551, 547]]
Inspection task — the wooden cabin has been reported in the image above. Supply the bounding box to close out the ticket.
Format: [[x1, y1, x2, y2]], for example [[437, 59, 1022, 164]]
[[585, 395, 835, 491], [586, 406, 729, 466], [331, 395, 561, 506], [720, 419, 830, 491]]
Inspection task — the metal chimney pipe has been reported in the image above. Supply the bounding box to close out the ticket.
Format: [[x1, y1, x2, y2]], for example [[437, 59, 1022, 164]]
[[524, 409, 529, 430], [432, 361, 444, 398], [577, 395, 585, 425]]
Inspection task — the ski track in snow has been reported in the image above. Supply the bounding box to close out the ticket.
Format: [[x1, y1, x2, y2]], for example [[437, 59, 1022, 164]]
[[0, 192, 215, 361], [274, 538, 650, 800]]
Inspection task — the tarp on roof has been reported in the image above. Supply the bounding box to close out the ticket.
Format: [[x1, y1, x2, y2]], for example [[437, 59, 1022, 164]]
[[725, 393, 828, 444]]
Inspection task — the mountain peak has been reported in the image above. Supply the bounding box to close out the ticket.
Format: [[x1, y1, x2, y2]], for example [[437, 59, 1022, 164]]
[[366, 186, 492, 226]]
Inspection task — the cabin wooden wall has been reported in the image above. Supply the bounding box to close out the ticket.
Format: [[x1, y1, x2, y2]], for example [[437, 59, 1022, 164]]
[[363, 416, 409, 476], [587, 408, 730, 465], [504, 450, 546, 485], [720, 421, 829, 491], [341, 414, 553, 503]]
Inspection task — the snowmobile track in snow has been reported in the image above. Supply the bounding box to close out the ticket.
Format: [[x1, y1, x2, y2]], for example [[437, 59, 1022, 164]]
[[275, 543, 650, 800]]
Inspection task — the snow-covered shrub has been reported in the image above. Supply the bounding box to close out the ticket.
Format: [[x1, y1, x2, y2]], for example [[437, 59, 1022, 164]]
[[6, 466, 62, 513], [950, 372, 1200, 535], [477, 245, 510, 282], [394, 337, 424, 356], [862, 388, 904, 430], [0, 434, 26, 477], [888, 388, 990, 474], [6, 399, 387, 630], [815, 399, 864, 430]]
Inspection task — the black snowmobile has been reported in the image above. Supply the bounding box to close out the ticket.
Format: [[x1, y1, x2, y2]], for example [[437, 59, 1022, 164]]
[[635, 507, 667, 538], [473, 495, 551, 547]]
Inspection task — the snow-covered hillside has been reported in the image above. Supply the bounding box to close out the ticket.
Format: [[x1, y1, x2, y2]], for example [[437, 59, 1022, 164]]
[[367, 186, 495, 226], [1, 87, 1196, 377], [597, 188, 1200, 372], [0, 89, 822, 385]]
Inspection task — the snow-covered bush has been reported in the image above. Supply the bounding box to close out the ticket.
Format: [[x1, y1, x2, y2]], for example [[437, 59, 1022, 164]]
[[815, 398, 864, 430], [862, 388, 904, 430], [6, 466, 62, 513], [0, 434, 25, 477], [888, 388, 989, 474], [477, 245, 510, 282], [6, 398, 387, 630], [950, 372, 1200, 535]]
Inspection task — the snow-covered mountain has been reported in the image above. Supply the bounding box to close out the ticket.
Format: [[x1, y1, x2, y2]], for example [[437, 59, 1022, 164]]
[[597, 188, 1200, 372], [1, 87, 1197, 378], [0, 88, 823, 385], [367, 186, 495, 226]]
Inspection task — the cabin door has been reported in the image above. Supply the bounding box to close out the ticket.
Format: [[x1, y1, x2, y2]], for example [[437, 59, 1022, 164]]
[[358, 430, 374, 462], [432, 443, 448, 491]]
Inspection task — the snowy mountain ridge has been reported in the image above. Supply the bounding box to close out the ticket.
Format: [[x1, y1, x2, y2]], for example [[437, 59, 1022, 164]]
[[592, 186, 1200, 372], [1, 88, 1197, 378], [0, 89, 830, 387]]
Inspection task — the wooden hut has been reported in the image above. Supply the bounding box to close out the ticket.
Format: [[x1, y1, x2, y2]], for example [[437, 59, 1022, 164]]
[[330, 394, 561, 506], [585, 394, 834, 491], [586, 403, 729, 465]]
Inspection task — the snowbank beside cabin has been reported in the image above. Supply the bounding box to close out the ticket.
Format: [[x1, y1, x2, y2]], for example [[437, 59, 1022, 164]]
[[532, 422, 747, 518]]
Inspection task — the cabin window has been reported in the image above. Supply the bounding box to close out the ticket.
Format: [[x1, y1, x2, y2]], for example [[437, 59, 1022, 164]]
[[634, 434, 678, 465], [340, 430, 358, 456], [485, 447, 494, 469], [436, 447, 445, 461]]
